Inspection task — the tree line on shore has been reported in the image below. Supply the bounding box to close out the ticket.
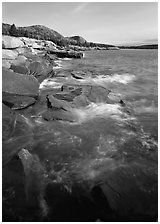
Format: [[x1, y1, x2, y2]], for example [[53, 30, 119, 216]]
[[2, 23, 114, 48]]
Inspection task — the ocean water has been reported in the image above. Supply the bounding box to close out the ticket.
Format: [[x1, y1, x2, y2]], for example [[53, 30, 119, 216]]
[[3, 49, 158, 221], [61, 49, 158, 140], [34, 49, 158, 220]]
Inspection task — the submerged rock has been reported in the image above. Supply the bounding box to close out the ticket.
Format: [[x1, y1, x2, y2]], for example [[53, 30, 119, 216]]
[[18, 148, 48, 215], [2, 104, 34, 165]]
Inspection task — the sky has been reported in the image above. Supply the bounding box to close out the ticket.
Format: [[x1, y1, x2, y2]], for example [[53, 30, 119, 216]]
[[2, 2, 158, 45]]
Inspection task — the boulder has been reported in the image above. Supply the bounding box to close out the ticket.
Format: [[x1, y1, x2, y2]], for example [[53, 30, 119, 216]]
[[10, 55, 28, 66], [42, 109, 75, 122], [2, 35, 24, 49], [2, 49, 18, 60], [15, 47, 25, 55], [10, 64, 29, 74], [2, 69, 39, 96], [83, 85, 110, 103], [46, 94, 71, 110], [71, 70, 97, 80], [2, 92, 36, 109], [28, 60, 54, 82], [2, 60, 11, 69]]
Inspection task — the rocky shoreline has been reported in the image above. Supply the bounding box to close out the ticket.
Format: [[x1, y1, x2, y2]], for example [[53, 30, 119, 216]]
[[2, 35, 157, 221]]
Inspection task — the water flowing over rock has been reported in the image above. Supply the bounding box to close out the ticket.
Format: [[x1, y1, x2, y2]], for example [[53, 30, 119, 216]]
[[2, 104, 34, 165]]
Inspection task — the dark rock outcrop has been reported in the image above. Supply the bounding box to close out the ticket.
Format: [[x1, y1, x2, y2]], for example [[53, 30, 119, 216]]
[[2, 92, 36, 110], [48, 49, 83, 59]]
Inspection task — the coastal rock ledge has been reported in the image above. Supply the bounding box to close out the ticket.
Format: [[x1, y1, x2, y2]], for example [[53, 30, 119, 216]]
[[2, 34, 157, 222]]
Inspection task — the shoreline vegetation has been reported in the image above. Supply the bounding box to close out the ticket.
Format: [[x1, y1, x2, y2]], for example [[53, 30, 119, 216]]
[[2, 23, 158, 221]]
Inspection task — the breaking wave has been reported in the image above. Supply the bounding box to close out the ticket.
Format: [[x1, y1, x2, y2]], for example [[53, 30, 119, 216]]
[[93, 73, 135, 84], [39, 78, 62, 89], [71, 102, 130, 123], [76, 73, 135, 85]]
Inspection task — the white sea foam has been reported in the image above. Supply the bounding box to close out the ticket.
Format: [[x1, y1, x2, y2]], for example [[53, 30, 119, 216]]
[[62, 58, 72, 61], [39, 78, 62, 89], [53, 60, 62, 69], [71, 103, 124, 123], [78, 73, 135, 85], [53, 65, 62, 69], [134, 105, 158, 114], [133, 101, 158, 114]]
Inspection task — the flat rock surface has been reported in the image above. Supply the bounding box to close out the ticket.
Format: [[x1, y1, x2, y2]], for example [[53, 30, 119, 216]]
[[2, 49, 18, 60], [2, 35, 24, 49], [2, 69, 39, 96], [2, 92, 36, 109]]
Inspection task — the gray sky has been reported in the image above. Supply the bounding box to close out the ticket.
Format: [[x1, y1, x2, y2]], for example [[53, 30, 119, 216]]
[[2, 2, 158, 45]]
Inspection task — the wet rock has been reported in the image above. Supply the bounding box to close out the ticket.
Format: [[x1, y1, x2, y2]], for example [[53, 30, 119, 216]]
[[2, 49, 18, 60], [28, 61, 54, 82], [3, 92, 36, 109], [95, 162, 158, 221], [2, 69, 39, 96], [2, 104, 33, 165], [73, 94, 89, 107], [119, 99, 126, 107], [107, 92, 121, 104], [2, 35, 24, 49], [10, 64, 29, 74], [83, 86, 110, 103], [71, 71, 84, 79], [18, 148, 48, 214], [71, 70, 98, 80], [46, 95, 71, 111], [53, 87, 83, 102], [44, 182, 97, 221], [42, 109, 75, 122]]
